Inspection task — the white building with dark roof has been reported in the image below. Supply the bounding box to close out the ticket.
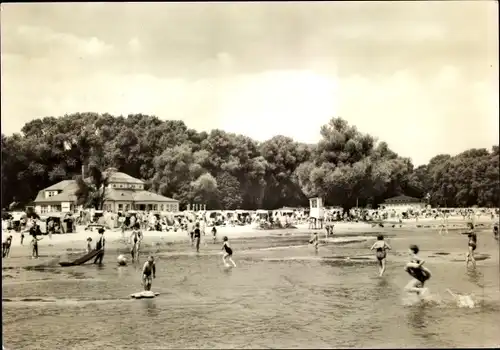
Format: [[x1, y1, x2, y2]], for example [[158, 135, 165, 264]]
[[381, 195, 425, 211], [33, 171, 179, 214]]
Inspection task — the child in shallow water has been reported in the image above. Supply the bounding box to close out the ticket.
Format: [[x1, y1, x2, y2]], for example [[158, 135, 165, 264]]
[[309, 232, 319, 252], [221, 236, 236, 267], [370, 234, 391, 277], [86, 237, 93, 253]]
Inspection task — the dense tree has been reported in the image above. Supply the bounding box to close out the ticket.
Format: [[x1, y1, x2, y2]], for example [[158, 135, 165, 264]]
[[1, 113, 498, 210]]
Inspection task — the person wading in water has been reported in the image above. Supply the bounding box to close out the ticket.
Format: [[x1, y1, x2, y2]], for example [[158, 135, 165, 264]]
[[93, 228, 105, 265], [129, 223, 143, 263]]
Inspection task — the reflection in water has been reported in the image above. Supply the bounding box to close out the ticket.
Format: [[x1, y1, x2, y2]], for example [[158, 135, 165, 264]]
[[142, 299, 159, 317], [467, 268, 484, 287]]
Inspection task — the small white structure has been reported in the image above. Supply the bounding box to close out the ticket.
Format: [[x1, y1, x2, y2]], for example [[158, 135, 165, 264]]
[[309, 197, 325, 220]]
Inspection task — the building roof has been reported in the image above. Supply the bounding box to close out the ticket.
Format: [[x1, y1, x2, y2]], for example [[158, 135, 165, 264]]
[[383, 195, 422, 204], [43, 180, 77, 192], [105, 171, 144, 185], [105, 189, 178, 203], [34, 189, 78, 203]]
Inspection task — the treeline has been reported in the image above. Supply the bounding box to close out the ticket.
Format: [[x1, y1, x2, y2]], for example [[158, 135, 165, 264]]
[[1, 113, 498, 210]]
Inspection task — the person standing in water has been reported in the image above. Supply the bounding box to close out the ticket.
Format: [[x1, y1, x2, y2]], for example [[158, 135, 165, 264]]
[[370, 234, 392, 277], [221, 236, 236, 267], [462, 224, 477, 268], [194, 223, 201, 253], [212, 226, 217, 244], [30, 234, 43, 259], [129, 223, 143, 262], [309, 232, 319, 252], [93, 228, 105, 265], [404, 244, 432, 296], [142, 256, 156, 291]]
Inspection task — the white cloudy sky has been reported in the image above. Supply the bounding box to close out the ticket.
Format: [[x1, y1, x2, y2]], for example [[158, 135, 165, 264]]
[[1, 2, 498, 165]]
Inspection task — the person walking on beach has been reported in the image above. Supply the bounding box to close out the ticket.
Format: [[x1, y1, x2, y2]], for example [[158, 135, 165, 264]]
[[370, 234, 391, 277], [462, 224, 477, 268], [221, 236, 236, 267], [93, 228, 105, 264], [142, 256, 156, 291], [404, 244, 431, 297]]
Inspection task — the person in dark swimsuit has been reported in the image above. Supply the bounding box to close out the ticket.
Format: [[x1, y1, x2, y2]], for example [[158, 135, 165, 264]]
[[142, 256, 156, 291], [462, 224, 477, 267], [370, 234, 392, 277], [194, 223, 201, 253], [221, 236, 236, 267], [494, 224, 499, 241], [212, 226, 217, 244], [404, 244, 431, 296]]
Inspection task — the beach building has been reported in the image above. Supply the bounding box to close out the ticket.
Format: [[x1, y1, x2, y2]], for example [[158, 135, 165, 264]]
[[33, 171, 179, 214], [381, 195, 425, 211]]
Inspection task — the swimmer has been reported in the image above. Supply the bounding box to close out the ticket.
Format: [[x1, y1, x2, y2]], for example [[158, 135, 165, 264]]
[[370, 234, 392, 277], [212, 226, 217, 244], [404, 244, 432, 296], [142, 256, 156, 291], [194, 223, 201, 253], [462, 224, 477, 268], [129, 223, 143, 262], [221, 236, 236, 267], [86, 237, 93, 253], [493, 224, 498, 241], [309, 232, 319, 252]]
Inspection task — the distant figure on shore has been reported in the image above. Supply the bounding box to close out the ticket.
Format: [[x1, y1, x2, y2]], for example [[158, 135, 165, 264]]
[[404, 244, 431, 297], [370, 234, 391, 277], [493, 224, 498, 241], [93, 228, 105, 264]]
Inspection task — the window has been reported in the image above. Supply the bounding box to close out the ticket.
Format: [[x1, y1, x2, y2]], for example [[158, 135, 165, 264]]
[[41, 205, 48, 214], [160, 204, 164, 211], [118, 204, 123, 211], [125, 204, 130, 211], [119, 184, 124, 188], [153, 204, 158, 211]]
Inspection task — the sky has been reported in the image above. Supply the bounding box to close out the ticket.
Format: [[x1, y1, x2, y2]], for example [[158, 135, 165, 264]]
[[1, 2, 498, 166]]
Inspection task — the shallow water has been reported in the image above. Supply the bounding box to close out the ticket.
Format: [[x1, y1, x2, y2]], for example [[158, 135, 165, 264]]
[[3, 229, 500, 349]]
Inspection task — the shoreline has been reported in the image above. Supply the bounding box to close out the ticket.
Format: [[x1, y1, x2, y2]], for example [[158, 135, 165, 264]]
[[2, 217, 494, 265]]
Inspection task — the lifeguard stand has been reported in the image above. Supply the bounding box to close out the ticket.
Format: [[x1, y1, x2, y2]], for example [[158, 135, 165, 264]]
[[309, 197, 325, 229]]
